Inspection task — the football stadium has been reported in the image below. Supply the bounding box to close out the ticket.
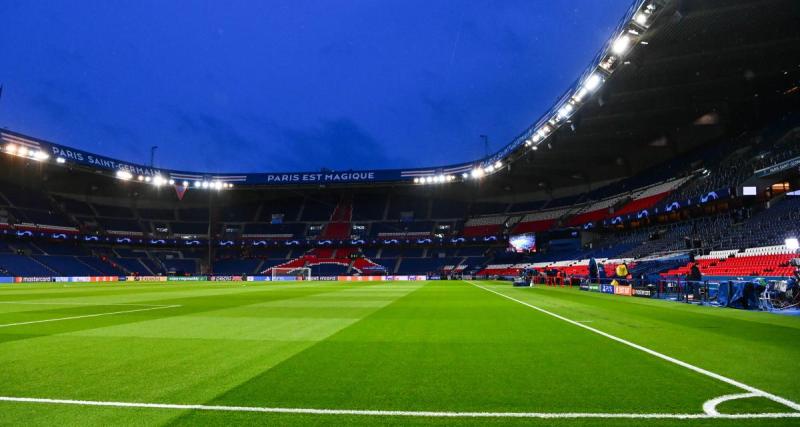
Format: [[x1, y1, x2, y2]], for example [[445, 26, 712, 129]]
[[1, 0, 800, 425]]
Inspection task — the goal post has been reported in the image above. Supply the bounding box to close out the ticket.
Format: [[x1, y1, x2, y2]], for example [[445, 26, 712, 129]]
[[271, 267, 312, 281]]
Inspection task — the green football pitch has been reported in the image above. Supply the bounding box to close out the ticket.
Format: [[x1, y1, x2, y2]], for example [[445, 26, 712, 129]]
[[0, 280, 799, 426]]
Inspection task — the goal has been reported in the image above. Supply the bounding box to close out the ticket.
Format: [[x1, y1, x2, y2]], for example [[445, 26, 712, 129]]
[[271, 267, 312, 281]]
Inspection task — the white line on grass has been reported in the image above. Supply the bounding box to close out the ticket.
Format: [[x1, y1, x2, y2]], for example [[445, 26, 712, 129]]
[[0, 301, 175, 308], [0, 396, 799, 419], [0, 305, 181, 328], [465, 281, 800, 415], [703, 393, 760, 416]]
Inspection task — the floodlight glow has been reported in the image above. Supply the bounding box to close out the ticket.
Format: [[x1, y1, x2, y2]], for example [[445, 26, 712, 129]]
[[116, 170, 133, 180], [168, 179, 175, 185], [56, 157, 66, 164], [583, 73, 603, 92], [557, 103, 574, 120], [34, 151, 49, 161], [194, 181, 202, 188], [611, 35, 632, 55], [532, 133, 541, 143], [144, 176, 152, 183], [18, 147, 28, 157], [153, 176, 166, 186], [201, 181, 209, 188], [494, 161, 502, 169], [182, 181, 189, 187], [5, 144, 17, 154], [634, 12, 648, 26], [573, 87, 589, 102], [462, 172, 469, 179], [486, 165, 495, 173], [786, 238, 799, 251], [532, 145, 538, 151], [470, 168, 484, 179], [138, 175, 144, 181]]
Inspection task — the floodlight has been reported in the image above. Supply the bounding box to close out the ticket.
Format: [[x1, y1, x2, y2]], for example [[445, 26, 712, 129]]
[[634, 12, 648, 26], [34, 151, 49, 161], [494, 161, 502, 169], [583, 73, 603, 92], [144, 176, 152, 182], [611, 35, 632, 55], [486, 165, 495, 173], [786, 238, 799, 251], [153, 176, 166, 186], [5, 144, 17, 154], [182, 181, 189, 187], [116, 170, 133, 180], [18, 146, 28, 157], [201, 181, 209, 188], [532, 145, 538, 151], [168, 179, 175, 185], [557, 103, 574, 120], [532, 133, 541, 143], [138, 175, 145, 181], [573, 87, 589, 102], [470, 168, 484, 179], [194, 181, 202, 188], [56, 157, 66, 164], [462, 172, 469, 179]]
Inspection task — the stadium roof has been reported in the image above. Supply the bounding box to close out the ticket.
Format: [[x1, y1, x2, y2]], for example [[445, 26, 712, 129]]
[[1, 0, 798, 194]]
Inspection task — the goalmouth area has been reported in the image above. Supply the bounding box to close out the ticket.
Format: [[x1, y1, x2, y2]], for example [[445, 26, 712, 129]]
[[0, 279, 799, 426]]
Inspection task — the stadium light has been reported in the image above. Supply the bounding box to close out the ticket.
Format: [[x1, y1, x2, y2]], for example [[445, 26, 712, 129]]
[[461, 172, 469, 179], [56, 157, 66, 164], [18, 146, 28, 157], [201, 181, 209, 189], [583, 73, 604, 92], [611, 34, 632, 55], [634, 12, 648, 26], [470, 168, 484, 179], [5, 144, 17, 154], [194, 181, 202, 188], [494, 161, 502, 169], [532, 145, 538, 151], [786, 238, 799, 251], [168, 179, 175, 185], [153, 175, 166, 186], [137, 175, 144, 181], [556, 103, 574, 121], [33, 151, 49, 161], [115, 170, 133, 180], [182, 181, 189, 187]]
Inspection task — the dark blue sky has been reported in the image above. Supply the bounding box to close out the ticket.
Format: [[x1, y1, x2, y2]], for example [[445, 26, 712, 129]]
[[0, 0, 631, 173]]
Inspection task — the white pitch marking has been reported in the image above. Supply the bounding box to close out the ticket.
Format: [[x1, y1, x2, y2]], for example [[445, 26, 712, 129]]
[[0, 396, 799, 419], [703, 393, 760, 416], [0, 301, 175, 308], [465, 281, 800, 414], [0, 305, 181, 328]]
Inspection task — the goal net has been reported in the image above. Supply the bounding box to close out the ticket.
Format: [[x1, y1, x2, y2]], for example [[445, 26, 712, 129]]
[[271, 267, 312, 281]]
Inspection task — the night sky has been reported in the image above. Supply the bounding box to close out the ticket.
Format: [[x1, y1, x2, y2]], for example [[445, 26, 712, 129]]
[[0, 1, 631, 173]]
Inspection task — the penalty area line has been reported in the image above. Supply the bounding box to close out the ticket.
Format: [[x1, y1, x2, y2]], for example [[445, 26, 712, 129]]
[[0, 396, 800, 419], [0, 305, 181, 328], [465, 281, 800, 414]]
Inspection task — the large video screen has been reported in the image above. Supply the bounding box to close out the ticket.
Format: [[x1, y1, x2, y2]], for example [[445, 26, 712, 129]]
[[509, 233, 537, 253]]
